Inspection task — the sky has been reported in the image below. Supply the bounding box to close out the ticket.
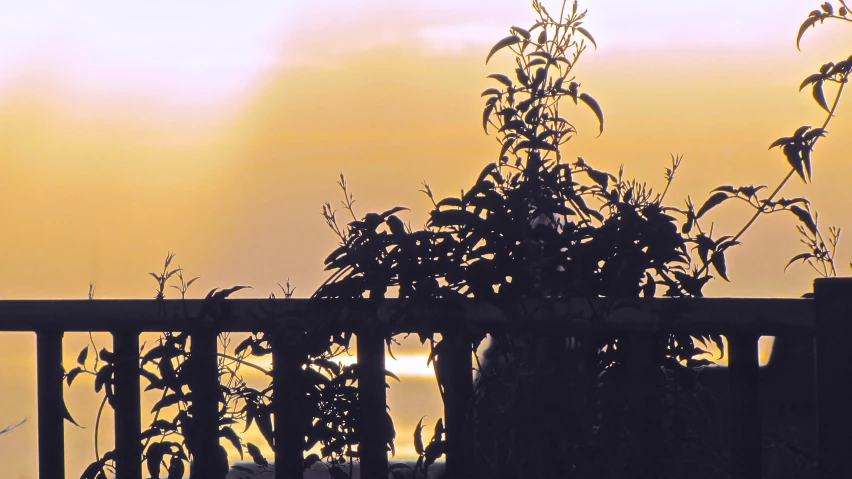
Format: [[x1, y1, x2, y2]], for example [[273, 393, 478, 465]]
[[0, 0, 850, 476]]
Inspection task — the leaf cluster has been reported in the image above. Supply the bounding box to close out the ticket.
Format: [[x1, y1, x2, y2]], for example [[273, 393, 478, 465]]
[[68, 254, 379, 479], [411, 416, 445, 478]]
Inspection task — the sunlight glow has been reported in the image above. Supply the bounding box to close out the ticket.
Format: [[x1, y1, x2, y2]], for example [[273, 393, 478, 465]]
[[0, 0, 841, 475], [0, 0, 815, 104], [250, 353, 437, 379]]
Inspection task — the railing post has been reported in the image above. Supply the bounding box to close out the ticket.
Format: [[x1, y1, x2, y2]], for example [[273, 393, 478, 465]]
[[113, 331, 142, 479], [441, 332, 473, 478], [36, 330, 65, 479], [814, 277, 852, 479], [189, 327, 226, 479], [624, 332, 665, 478], [728, 332, 762, 479], [357, 329, 388, 478], [272, 330, 306, 479]]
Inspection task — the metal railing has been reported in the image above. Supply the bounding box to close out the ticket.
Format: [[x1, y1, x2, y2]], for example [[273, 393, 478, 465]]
[[2, 277, 850, 479]]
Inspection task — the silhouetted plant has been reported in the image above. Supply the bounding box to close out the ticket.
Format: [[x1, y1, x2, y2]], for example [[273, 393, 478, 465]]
[[411, 416, 445, 478], [315, 0, 849, 477], [71, 255, 253, 479], [59, 1, 850, 478], [68, 252, 377, 479], [682, 2, 852, 288]]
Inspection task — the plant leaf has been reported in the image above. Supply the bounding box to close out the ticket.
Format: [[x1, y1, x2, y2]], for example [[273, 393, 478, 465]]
[[711, 251, 729, 281], [790, 205, 817, 234], [515, 67, 530, 86], [147, 443, 164, 479], [797, 16, 820, 50], [803, 149, 813, 183], [696, 192, 730, 219], [783, 144, 807, 183], [642, 272, 656, 298], [168, 456, 185, 479], [77, 346, 88, 366], [213, 285, 252, 299], [794, 125, 811, 138], [61, 398, 82, 428], [220, 426, 244, 460], [510, 26, 531, 40], [483, 102, 496, 133], [66, 367, 82, 387], [578, 92, 604, 136], [486, 35, 522, 63], [487, 74, 513, 87], [247, 443, 269, 468], [414, 416, 426, 455], [800, 73, 824, 91], [380, 206, 410, 218], [576, 27, 597, 49], [785, 253, 814, 271], [769, 136, 792, 149], [812, 81, 830, 112], [151, 393, 183, 413], [804, 127, 827, 142]]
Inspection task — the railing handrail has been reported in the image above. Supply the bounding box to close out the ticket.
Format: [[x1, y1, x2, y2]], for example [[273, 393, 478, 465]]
[[0, 296, 815, 335], [3, 287, 840, 479]]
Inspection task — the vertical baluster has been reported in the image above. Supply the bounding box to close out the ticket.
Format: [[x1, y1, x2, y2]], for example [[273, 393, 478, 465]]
[[36, 330, 65, 479], [441, 332, 473, 478], [357, 329, 388, 478], [624, 332, 665, 479], [272, 330, 305, 479], [189, 327, 225, 479], [728, 332, 761, 479], [113, 330, 142, 479], [814, 277, 852, 479]]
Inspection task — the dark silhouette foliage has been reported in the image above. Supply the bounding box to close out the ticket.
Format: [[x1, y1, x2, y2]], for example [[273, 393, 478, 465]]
[[62, 1, 851, 478], [70, 254, 367, 479], [315, 0, 848, 477]]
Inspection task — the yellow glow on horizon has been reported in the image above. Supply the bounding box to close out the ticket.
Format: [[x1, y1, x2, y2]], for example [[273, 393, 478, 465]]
[[0, 1, 848, 476]]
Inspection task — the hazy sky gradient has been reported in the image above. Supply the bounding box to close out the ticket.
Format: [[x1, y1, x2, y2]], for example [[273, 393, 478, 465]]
[[0, 0, 850, 476]]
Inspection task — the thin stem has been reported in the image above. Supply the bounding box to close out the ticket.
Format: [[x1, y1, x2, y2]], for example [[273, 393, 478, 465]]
[[218, 353, 271, 376], [659, 181, 673, 204], [807, 259, 823, 276], [659, 154, 682, 203], [94, 395, 108, 462], [829, 15, 852, 24], [89, 332, 100, 370]]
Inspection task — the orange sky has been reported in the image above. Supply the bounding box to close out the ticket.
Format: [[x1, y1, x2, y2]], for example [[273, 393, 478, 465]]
[[1, 1, 851, 477]]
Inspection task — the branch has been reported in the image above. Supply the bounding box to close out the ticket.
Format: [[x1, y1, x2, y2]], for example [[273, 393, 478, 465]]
[[695, 80, 846, 277]]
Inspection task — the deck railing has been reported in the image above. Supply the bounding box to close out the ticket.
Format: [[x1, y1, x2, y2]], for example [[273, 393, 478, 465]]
[[2, 277, 850, 479]]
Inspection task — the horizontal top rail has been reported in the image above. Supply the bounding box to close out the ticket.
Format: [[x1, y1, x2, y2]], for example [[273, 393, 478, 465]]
[[0, 297, 814, 335]]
